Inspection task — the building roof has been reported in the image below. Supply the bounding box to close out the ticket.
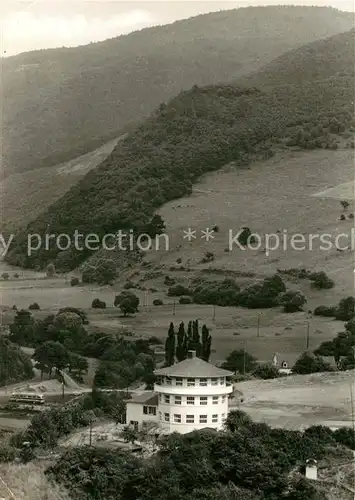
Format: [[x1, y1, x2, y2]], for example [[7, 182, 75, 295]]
[[127, 391, 159, 406], [154, 356, 234, 378]]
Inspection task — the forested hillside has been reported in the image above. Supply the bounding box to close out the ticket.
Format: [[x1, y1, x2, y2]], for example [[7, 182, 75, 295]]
[[1, 6, 353, 177], [241, 28, 355, 87], [5, 30, 354, 271]]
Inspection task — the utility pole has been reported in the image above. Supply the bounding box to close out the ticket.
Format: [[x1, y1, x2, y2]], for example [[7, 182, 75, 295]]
[[212, 305, 216, 322], [350, 382, 355, 450], [89, 419, 93, 446], [173, 300, 176, 316], [243, 341, 247, 375], [257, 314, 261, 338], [306, 321, 310, 349]]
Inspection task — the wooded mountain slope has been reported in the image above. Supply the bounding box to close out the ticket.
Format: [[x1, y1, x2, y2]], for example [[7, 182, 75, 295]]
[[1, 6, 353, 177], [5, 30, 354, 271]]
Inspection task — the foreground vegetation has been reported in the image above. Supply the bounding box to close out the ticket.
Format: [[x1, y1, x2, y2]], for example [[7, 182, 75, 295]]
[[25, 409, 355, 499]]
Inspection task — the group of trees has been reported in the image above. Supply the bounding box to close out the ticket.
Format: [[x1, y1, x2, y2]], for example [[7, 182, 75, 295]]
[[314, 296, 355, 321], [164, 320, 212, 366], [8, 307, 156, 389], [0, 337, 34, 386], [168, 275, 307, 312], [44, 410, 354, 500], [314, 317, 355, 370]]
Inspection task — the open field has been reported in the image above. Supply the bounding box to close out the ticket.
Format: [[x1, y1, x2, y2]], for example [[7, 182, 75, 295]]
[[313, 181, 355, 200], [0, 137, 121, 231], [234, 370, 355, 431]]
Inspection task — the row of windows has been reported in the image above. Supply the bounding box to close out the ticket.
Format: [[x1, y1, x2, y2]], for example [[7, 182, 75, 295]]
[[159, 412, 226, 424], [162, 377, 225, 387], [161, 394, 226, 405]]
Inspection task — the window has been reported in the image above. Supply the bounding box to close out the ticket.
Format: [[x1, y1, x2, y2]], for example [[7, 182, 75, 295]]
[[143, 406, 156, 415], [164, 395, 170, 404], [164, 413, 170, 422], [165, 377, 172, 385], [211, 378, 218, 386], [186, 396, 195, 405], [212, 414, 218, 423], [174, 396, 182, 405], [222, 395, 226, 403], [159, 412, 162, 420], [199, 378, 207, 386], [212, 396, 219, 404], [187, 378, 195, 387], [159, 394, 163, 402], [199, 396, 208, 405], [175, 377, 183, 386], [174, 414, 181, 423], [220, 378, 224, 385], [199, 415, 207, 424], [186, 415, 194, 423]]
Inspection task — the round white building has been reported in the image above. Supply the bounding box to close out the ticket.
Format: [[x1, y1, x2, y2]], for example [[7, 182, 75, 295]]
[[154, 350, 233, 434]]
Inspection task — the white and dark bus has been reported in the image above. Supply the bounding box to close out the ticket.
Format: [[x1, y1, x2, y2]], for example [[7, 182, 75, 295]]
[[9, 392, 45, 405]]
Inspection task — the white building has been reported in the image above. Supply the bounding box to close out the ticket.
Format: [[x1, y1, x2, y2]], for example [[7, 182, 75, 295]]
[[126, 350, 234, 434]]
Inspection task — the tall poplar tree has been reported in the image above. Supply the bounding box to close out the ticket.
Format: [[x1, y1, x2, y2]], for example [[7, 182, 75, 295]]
[[176, 322, 186, 362], [201, 324, 212, 362], [165, 322, 175, 366]]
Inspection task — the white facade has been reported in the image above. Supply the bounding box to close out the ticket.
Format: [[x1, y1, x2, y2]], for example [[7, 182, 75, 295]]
[[125, 351, 234, 434], [126, 392, 159, 431], [154, 374, 232, 433], [153, 350, 233, 434]]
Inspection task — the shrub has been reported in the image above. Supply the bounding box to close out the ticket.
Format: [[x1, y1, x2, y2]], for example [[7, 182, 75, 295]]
[[148, 336, 163, 345], [176, 258, 182, 264], [1, 272, 9, 280], [194, 279, 240, 307], [153, 299, 163, 306], [278, 290, 307, 313], [309, 271, 334, 289], [70, 277, 79, 286], [114, 291, 139, 316], [179, 296, 192, 304], [167, 284, 191, 296], [123, 281, 136, 289], [313, 305, 336, 317], [46, 263, 55, 277], [253, 364, 280, 380], [349, 213, 354, 219], [335, 296, 355, 321], [164, 276, 175, 286], [91, 298, 106, 309], [13, 273, 19, 278], [293, 352, 333, 374], [201, 251, 215, 263], [340, 214, 346, 220], [237, 274, 286, 309], [28, 302, 40, 310]]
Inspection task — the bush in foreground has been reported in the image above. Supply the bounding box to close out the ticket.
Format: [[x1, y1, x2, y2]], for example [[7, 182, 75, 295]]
[[28, 302, 40, 310], [91, 298, 106, 309]]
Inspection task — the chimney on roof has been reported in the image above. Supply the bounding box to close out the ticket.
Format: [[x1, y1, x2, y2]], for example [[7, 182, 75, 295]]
[[187, 350, 196, 359]]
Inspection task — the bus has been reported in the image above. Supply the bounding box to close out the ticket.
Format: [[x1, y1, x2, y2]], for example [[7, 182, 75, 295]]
[[9, 392, 45, 405]]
